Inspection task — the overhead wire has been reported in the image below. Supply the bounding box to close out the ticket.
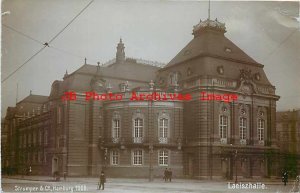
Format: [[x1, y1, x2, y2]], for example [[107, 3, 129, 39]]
[[2, 0, 94, 83], [3, 24, 99, 63]]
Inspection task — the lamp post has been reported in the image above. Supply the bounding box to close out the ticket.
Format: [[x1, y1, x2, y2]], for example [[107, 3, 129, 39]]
[[149, 144, 154, 182], [234, 149, 238, 183]]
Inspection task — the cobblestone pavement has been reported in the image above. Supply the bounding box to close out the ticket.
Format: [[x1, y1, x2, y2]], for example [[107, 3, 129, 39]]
[[1, 176, 298, 193]]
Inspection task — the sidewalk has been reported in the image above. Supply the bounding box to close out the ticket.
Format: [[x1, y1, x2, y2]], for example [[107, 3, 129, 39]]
[[2, 175, 289, 185]]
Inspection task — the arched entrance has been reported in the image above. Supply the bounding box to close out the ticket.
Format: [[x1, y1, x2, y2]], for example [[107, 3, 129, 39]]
[[52, 156, 59, 174]]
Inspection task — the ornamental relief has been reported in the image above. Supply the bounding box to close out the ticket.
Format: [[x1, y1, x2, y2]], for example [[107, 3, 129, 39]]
[[236, 68, 258, 95]]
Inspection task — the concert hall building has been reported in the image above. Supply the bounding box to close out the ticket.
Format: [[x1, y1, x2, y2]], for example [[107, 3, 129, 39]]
[[3, 18, 282, 179]]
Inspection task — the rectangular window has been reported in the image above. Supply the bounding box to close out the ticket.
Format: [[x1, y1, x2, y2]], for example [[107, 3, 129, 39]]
[[132, 150, 143, 165], [258, 119, 265, 141], [159, 118, 168, 138], [158, 150, 169, 166], [134, 118, 143, 138], [111, 150, 119, 165], [219, 115, 228, 139], [112, 119, 120, 139], [239, 117, 247, 140]]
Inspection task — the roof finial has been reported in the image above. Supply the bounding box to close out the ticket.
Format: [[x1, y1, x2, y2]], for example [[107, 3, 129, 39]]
[[97, 62, 100, 67], [30, 90, 32, 95], [84, 57, 87, 64]]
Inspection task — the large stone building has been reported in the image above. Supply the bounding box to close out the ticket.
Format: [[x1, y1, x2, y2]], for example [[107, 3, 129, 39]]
[[3, 18, 283, 179]]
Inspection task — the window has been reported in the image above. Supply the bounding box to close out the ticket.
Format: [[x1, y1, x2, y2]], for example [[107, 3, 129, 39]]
[[159, 118, 168, 138], [169, 72, 179, 86], [33, 131, 36, 145], [158, 150, 168, 166], [258, 119, 265, 141], [28, 133, 32, 147], [39, 130, 42, 146], [132, 150, 143, 165], [19, 135, 22, 148], [111, 150, 119, 165], [24, 134, 27, 148], [57, 107, 62, 124], [44, 130, 48, 145], [38, 152, 42, 163], [134, 118, 143, 138], [112, 119, 120, 140], [219, 115, 228, 139], [239, 117, 247, 140]]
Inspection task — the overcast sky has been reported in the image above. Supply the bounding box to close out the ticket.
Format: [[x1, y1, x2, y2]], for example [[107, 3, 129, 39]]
[[1, 0, 300, 116]]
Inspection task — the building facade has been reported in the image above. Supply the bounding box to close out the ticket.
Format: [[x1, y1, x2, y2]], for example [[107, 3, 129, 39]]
[[276, 109, 300, 177], [3, 19, 283, 179]]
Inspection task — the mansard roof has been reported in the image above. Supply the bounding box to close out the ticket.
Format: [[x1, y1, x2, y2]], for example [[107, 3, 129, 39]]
[[17, 94, 48, 104], [165, 19, 260, 68], [67, 60, 159, 82]]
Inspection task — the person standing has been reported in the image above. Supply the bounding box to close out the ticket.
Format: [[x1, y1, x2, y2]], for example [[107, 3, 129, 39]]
[[168, 168, 172, 182], [63, 171, 67, 181], [282, 171, 288, 186], [164, 168, 168, 182], [98, 171, 106, 190]]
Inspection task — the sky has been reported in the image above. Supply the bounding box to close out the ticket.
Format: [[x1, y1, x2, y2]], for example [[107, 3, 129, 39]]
[[1, 0, 300, 117]]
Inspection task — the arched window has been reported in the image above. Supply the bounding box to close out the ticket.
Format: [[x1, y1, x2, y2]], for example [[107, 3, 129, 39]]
[[132, 110, 144, 143], [134, 118, 143, 138], [239, 117, 247, 140], [258, 119, 265, 141], [219, 104, 230, 144], [219, 115, 228, 139], [159, 118, 168, 138], [239, 105, 249, 145], [112, 119, 120, 142], [158, 112, 170, 144], [112, 112, 121, 143], [257, 107, 267, 145]]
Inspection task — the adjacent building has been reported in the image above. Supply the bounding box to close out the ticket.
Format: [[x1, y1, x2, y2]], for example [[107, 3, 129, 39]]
[[276, 109, 300, 177], [3, 18, 285, 179]]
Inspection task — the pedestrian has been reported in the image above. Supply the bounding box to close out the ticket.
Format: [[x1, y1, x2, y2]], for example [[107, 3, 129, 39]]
[[164, 168, 168, 182], [98, 171, 106, 190], [168, 168, 172, 182], [282, 171, 288, 186]]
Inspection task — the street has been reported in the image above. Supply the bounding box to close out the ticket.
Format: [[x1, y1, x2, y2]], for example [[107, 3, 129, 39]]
[[1, 177, 298, 193]]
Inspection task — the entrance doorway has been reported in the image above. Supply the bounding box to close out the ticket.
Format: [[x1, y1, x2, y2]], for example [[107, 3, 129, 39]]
[[52, 157, 58, 174]]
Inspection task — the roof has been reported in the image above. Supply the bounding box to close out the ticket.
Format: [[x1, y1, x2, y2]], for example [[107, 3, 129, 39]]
[[165, 19, 260, 68], [17, 94, 48, 104], [67, 60, 160, 82]]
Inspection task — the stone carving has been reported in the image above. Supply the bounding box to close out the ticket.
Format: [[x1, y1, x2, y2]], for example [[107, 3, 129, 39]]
[[240, 69, 253, 82]]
